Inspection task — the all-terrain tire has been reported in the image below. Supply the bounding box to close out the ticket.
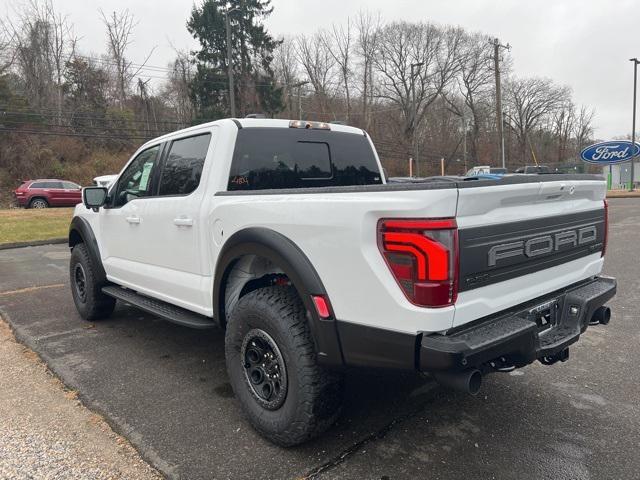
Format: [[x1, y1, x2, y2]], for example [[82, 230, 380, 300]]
[[225, 286, 344, 446], [69, 243, 115, 321]]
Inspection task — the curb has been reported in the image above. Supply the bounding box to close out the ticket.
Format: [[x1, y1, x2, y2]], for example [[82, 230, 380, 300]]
[[0, 307, 172, 479], [0, 238, 67, 251]]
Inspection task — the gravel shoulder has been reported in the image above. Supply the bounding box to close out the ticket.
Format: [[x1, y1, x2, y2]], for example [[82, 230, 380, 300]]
[[0, 316, 162, 480]]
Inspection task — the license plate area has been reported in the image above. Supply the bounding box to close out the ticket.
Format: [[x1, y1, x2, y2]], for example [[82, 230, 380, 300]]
[[527, 299, 560, 333]]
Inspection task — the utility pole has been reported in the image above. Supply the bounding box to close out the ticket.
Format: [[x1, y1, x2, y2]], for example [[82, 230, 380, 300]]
[[462, 116, 468, 173], [490, 38, 510, 169], [630, 58, 639, 191], [225, 7, 240, 118], [411, 62, 424, 176], [290, 81, 309, 120]]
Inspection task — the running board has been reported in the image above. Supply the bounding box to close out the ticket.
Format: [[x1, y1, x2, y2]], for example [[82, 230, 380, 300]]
[[102, 286, 217, 330]]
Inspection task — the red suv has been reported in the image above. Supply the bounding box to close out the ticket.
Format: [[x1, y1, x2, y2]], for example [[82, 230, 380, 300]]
[[13, 179, 83, 208]]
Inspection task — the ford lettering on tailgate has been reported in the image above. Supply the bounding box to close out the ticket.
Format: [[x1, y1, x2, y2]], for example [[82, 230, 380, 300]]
[[458, 210, 605, 291], [488, 225, 597, 267]]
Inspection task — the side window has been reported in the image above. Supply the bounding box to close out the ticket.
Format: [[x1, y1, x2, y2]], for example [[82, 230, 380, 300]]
[[30, 182, 45, 189], [159, 134, 211, 196], [113, 145, 160, 207], [43, 181, 63, 189], [62, 181, 80, 189]]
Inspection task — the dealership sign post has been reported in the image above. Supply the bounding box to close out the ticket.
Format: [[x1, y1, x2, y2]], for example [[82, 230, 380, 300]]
[[580, 141, 640, 189]]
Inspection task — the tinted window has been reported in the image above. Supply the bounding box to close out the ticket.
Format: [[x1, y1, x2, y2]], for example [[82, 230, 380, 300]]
[[62, 181, 80, 189], [228, 128, 382, 191], [159, 134, 211, 196], [30, 182, 46, 189], [294, 142, 332, 179], [113, 145, 160, 207], [42, 181, 63, 189]]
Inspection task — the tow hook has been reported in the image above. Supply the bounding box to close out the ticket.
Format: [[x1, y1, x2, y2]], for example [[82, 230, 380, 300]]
[[539, 348, 569, 366]]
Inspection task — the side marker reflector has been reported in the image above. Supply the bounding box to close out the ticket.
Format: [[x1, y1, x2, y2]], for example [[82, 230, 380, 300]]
[[312, 295, 331, 319]]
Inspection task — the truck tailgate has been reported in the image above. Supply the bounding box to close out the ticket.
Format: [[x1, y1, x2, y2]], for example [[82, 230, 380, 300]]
[[452, 178, 606, 328]]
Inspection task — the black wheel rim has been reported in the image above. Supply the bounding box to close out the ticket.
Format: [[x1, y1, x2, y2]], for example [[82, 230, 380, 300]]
[[74, 263, 87, 303], [241, 329, 288, 410]]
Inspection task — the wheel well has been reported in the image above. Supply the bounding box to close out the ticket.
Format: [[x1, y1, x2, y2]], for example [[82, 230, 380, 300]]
[[220, 254, 294, 326], [69, 229, 83, 248], [29, 196, 48, 205]]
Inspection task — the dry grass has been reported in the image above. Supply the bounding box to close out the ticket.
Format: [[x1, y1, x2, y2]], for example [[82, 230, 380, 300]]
[[0, 208, 74, 244]]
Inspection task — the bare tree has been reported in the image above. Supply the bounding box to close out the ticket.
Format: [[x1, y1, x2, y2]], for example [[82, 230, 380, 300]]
[[163, 50, 195, 127], [295, 33, 336, 116], [504, 76, 568, 163], [373, 22, 462, 141], [45, 1, 76, 123], [355, 10, 381, 129], [552, 99, 576, 162], [573, 105, 595, 154], [0, 17, 17, 74], [442, 32, 495, 163], [100, 9, 136, 109], [324, 19, 353, 122], [273, 37, 300, 117], [6, 0, 75, 116]]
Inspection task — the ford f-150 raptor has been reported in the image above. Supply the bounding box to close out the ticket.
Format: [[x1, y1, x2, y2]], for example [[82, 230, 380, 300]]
[[69, 118, 616, 446]]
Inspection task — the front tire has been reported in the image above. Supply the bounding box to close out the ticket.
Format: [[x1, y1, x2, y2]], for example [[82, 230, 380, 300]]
[[225, 286, 343, 446], [69, 243, 115, 321]]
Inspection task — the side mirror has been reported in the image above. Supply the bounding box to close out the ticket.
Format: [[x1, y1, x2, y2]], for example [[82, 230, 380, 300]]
[[83, 187, 108, 212]]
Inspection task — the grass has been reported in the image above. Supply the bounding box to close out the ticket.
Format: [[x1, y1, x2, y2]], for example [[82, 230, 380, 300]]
[[0, 208, 74, 245]]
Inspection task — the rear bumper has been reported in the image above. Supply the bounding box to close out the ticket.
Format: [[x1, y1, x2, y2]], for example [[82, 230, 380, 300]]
[[336, 276, 616, 372], [420, 276, 616, 371]]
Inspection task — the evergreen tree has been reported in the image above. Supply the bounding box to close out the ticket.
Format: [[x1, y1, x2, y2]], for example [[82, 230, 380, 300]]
[[187, 0, 284, 119]]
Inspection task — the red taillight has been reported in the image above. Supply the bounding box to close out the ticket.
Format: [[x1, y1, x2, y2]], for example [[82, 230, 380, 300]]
[[602, 199, 608, 257], [378, 218, 458, 308]]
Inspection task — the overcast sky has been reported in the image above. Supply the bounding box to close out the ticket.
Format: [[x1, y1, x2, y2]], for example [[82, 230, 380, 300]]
[[6, 0, 639, 139]]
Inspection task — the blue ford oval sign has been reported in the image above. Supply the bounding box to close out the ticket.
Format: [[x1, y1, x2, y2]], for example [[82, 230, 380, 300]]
[[580, 141, 640, 165]]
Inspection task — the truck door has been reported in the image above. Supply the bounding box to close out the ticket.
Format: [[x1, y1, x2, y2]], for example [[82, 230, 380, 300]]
[[100, 143, 163, 289], [100, 131, 215, 314]]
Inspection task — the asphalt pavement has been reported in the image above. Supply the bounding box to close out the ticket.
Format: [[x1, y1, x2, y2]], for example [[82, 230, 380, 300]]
[[0, 198, 638, 480]]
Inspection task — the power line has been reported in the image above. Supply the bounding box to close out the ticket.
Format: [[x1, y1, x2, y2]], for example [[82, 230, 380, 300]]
[[0, 108, 199, 127], [0, 127, 153, 141], [0, 119, 174, 136]]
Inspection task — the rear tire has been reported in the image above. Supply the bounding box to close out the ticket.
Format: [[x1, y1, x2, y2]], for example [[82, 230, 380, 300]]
[[29, 198, 48, 209], [70, 243, 115, 321], [225, 286, 343, 446]]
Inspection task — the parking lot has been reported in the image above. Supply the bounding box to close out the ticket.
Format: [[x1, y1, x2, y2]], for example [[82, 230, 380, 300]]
[[0, 198, 638, 480]]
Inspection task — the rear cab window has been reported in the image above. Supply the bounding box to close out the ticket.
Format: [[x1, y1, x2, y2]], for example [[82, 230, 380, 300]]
[[227, 128, 382, 191]]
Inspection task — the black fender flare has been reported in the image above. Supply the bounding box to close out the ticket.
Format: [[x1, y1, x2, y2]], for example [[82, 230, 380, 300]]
[[68, 216, 107, 285], [213, 227, 344, 367]]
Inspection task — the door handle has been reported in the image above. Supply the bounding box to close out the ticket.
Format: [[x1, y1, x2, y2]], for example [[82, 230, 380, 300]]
[[126, 215, 141, 224], [173, 217, 193, 227]]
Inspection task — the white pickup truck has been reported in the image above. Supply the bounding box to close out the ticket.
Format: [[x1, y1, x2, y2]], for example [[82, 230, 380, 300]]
[[69, 118, 616, 446]]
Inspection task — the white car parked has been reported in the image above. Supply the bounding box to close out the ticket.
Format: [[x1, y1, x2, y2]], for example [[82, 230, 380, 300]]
[[93, 174, 117, 187]]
